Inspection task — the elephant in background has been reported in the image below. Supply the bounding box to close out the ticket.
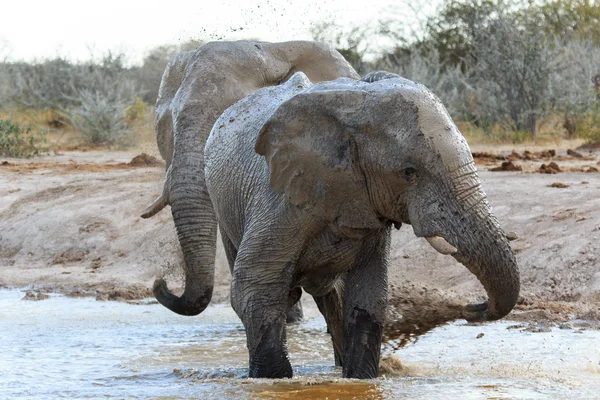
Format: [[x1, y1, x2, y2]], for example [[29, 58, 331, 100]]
[[142, 41, 359, 319], [203, 71, 519, 379]]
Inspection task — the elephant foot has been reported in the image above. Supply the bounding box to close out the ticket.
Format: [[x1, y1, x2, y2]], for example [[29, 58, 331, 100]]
[[249, 342, 293, 378], [244, 307, 293, 378], [342, 307, 382, 379]]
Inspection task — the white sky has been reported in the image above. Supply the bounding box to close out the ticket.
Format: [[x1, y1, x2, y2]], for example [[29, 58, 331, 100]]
[[0, 0, 433, 65]]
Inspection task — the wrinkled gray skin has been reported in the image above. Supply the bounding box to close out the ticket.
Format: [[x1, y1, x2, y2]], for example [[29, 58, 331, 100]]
[[205, 71, 519, 379], [142, 41, 359, 320]]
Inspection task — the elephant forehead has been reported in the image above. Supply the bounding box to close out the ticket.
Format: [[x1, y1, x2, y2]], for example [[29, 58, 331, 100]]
[[399, 87, 472, 171]]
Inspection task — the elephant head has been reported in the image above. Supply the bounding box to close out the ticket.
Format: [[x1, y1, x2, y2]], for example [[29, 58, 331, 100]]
[[142, 41, 359, 316], [255, 72, 520, 322]]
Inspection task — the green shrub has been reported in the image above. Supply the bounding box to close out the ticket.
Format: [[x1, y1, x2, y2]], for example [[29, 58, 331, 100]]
[[575, 105, 600, 144], [125, 97, 148, 126], [0, 119, 46, 158]]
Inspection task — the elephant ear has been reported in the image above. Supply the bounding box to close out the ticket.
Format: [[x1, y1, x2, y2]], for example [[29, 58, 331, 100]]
[[255, 90, 383, 237]]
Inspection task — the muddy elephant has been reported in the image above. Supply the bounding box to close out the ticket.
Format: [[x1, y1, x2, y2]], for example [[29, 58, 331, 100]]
[[142, 41, 359, 321], [202, 71, 520, 379]]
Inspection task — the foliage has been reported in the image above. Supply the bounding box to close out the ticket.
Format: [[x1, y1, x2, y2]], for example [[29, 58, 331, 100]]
[[548, 39, 600, 137], [66, 86, 136, 145], [310, 22, 374, 75], [2, 1, 599, 144], [0, 119, 46, 158], [423, 0, 505, 69], [537, 0, 600, 44], [574, 104, 600, 143], [466, 13, 559, 136], [136, 39, 203, 104], [125, 97, 149, 126]]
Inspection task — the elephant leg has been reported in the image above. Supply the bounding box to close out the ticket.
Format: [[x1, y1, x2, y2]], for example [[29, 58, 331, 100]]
[[314, 285, 344, 367], [230, 237, 297, 378], [286, 287, 304, 324], [231, 272, 292, 378], [342, 231, 390, 379]]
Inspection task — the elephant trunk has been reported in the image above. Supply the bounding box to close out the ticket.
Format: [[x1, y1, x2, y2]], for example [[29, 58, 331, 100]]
[[452, 222, 520, 322], [153, 113, 218, 316], [447, 182, 520, 322]]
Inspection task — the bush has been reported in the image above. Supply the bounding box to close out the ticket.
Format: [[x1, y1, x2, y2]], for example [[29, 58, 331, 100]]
[[0, 119, 46, 158], [125, 97, 148, 126], [575, 104, 600, 144], [137, 40, 203, 104], [66, 89, 133, 145]]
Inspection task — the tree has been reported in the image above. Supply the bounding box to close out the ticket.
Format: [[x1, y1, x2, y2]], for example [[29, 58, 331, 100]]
[[310, 22, 373, 75], [466, 13, 559, 137], [538, 0, 600, 44], [137, 39, 203, 104]]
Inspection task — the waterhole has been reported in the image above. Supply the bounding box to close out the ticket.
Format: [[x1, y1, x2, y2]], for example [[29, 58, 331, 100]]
[[1, 289, 598, 399]]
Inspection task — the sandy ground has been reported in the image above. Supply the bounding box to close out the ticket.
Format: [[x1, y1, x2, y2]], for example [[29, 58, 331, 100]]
[[1, 141, 599, 333]]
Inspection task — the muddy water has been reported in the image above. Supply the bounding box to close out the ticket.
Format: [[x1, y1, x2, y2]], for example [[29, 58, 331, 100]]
[[1, 289, 599, 399]]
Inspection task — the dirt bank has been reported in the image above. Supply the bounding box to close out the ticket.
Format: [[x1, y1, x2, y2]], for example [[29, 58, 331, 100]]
[[1, 144, 599, 331]]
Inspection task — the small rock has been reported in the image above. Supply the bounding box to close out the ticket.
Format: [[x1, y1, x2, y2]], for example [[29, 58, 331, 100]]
[[90, 257, 103, 270], [476, 333, 485, 339], [539, 162, 561, 174], [567, 149, 583, 158], [540, 149, 556, 158], [22, 290, 49, 301], [491, 161, 522, 172], [523, 323, 552, 333], [548, 182, 570, 188], [127, 153, 164, 167]]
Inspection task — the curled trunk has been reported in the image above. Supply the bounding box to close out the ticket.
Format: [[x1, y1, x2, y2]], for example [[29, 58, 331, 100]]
[[152, 109, 219, 316], [448, 179, 520, 321]]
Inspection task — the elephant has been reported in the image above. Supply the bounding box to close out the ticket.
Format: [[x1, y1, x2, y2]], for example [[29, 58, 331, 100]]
[[141, 41, 360, 321], [202, 70, 519, 379]]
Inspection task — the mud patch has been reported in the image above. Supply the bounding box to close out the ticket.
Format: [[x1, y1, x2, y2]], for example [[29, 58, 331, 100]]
[[22, 290, 50, 301], [491, 161, 522, 171], [52, 249, 89, 264], [78, 218, 109, 233], [567, 149, 583, 158], [383, 284, 464, 349], [127, 153, 164, 167], [379, 355, 413, 377], [538, 162, 562, 173], [0, 247, 20, 258], [94, 284, 153, 301], [549, 182, 570, 188]]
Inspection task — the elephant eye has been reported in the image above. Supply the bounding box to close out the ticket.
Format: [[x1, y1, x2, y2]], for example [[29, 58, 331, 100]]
[[403, 167, 417, 182]]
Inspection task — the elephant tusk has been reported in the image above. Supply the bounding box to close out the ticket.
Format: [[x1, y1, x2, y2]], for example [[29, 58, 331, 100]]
[[505, 231, 518, 241], [425, 236, 458, 255], [141, 194, 168, 218]]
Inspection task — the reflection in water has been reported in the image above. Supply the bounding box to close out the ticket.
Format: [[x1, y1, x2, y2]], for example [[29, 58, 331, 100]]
[[249, 381, 383, 400], [1, 289, 599, 399]]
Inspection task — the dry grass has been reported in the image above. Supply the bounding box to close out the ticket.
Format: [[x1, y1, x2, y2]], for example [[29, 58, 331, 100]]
[[2, 107, 596, 155], [0, 107, 155, 152], [457, 113, 569, 146]]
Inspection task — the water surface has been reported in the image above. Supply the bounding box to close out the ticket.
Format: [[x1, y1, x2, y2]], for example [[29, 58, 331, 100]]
[[1, 289, 598, 399]]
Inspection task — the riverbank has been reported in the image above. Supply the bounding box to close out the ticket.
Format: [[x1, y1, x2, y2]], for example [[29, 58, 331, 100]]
[[1, 143, 599, 328]]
